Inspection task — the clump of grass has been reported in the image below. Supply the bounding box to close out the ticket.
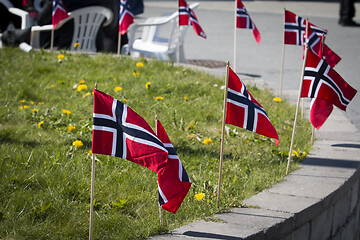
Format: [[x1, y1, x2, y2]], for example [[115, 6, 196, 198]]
[[0, 48, 311, 239]]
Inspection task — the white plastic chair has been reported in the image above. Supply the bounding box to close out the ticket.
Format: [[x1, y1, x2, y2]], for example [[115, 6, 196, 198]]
[[0, 0, 33, 30], [123, 2, 199, 63], [30, 6, 113, 52]]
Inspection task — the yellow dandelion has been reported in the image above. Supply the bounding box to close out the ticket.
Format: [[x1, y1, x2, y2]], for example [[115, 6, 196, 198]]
[[188, 133, 196, 139], [79, 80, 85, 84], [187, 123, 195, 130], [203, 138, 213, 145], [132, 72, 140, 77], [68, 125, 76, 132], [30, 101, 35, 105], [62, 109, 71, 115], [194, 193, 205, 201], [88, 150, 92, 154], [184, 96, 189, 101], [145, 81, 151, 89], [57, 54, 65, 60], [23, 105, 29, 109], [292, 150, 300, 158], [74, 42, 80, 48], [136, 62, 144, 67], [72, 140, 83, 148], [273, 97, 282, 103], [123, 98, 128, 103], [39, 102, 44, 105], [19, 106, 24, 110], [82, 92, 91, 98], [20, 100, 26, 103], [77, 84, 88, 92], [114, 86, 122, 92], [38, 121, 44, 128], [51, 84, 56, 88], [32, 108, 39, 113], [155, 96, 164, 101]]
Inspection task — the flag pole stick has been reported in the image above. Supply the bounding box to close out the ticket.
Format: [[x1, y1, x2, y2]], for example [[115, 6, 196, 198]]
[[217, 61, 230, 208], [286, 19, 309, 175], [50, 29, 54, 50], [155, 115, 163, 228], [279, 8, 286, 99], [233, 0, 237, 72], [177, 0, 180, 64], [89, 83, 97, 240], [117, 32, 122, 55]]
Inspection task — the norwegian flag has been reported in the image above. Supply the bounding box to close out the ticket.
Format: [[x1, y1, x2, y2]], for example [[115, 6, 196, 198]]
[[309, 98, 333, 129], [119, 0, 134, 35], [52, 0, 68, 28], [306, 27, 341, 68], [92, 89, 168, 174], [302, 50, 357, 111], [156, 120, 191, 214], [179, 0, 206, 39], [236, 0, 261, 44], [226, 67, 279, 145], [284, 10, 327, 46]]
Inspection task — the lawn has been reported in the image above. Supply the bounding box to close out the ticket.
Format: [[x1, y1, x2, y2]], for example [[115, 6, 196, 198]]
[[0, 48, 312, 239]]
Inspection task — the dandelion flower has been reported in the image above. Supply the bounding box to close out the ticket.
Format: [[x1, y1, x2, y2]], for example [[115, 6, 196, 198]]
[[51, 84, 56, 88], [292, 150, 300, 158], [79, 80, 85, 84], [68, 125, 76, 132], [114, 86, 122, 92], [184, 96, 189, 101], [32, 108, 39, 113], [30, 101, 35, 105], [145, 81, 151, 89], [57, 54, 65, 60], [23, 105, 29, 109], [188, 134, 196, 139], [72, 140, 83, 148], [62, 109, 71, 115], [19, 106, 24, 110], [82, 92, 91, 98], [273, 97, 282, 103], [123, 98, 128, 103], [155, 96, 163, 101], [88, 150, 92, 154], [132, 72, 140, 77], [77, 84, 88, 92], [194, 193, 205, 201], [38, 121, 44, 128], [74, 42, 80, 48], [203, 138, 212, 145], [136, 62, 144, 67], [20, 100, 26, 103], [39, 102, 44, 105]]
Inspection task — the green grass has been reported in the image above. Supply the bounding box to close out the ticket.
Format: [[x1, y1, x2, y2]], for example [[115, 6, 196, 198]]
[[0, 48, 312, 239]]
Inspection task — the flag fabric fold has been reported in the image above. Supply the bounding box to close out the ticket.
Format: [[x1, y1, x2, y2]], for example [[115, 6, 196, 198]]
[[52, 0, 68, 28], [119, 0, 134, 35], [179, 0, 206, 38], [309, 98, 333, 129], [236, 0, 261, 44], [92, 89, 168, 174], [306, 27, 341, 68], [284, 10, 327, 46], [156, 120, 191, 214], [302, 50, 357, 111], [226, 67, 279, 145]]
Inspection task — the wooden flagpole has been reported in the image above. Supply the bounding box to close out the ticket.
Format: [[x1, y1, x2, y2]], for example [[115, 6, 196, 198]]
[[50, 29, 54, 50], [233, 0, 237, 72], [89, 83, 97, 240], [286, 19, 309, 175], [279, 8, 286, 99], [177, 0, 180, 64], [155, 115, 164, 228], [117, 32, 122, 55], [217, 61, 230, 208]]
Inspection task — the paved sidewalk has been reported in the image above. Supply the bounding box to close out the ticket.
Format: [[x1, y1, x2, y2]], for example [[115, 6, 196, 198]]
[[139, 1, 360, 239]]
